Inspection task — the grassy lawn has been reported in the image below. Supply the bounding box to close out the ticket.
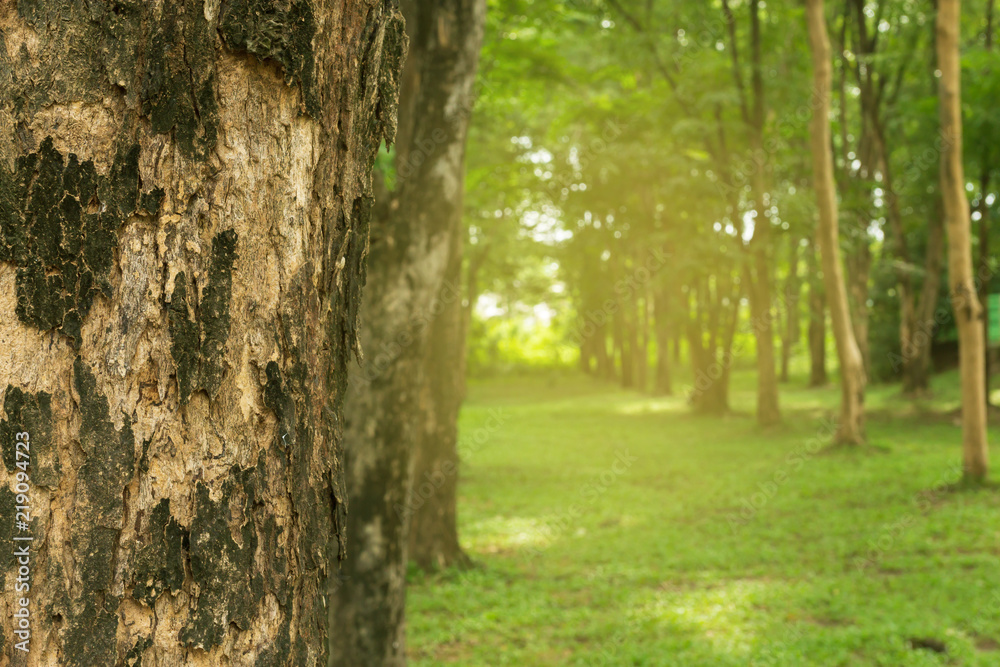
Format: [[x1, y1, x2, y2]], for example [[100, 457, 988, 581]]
[[406, 367, 1000, 666]]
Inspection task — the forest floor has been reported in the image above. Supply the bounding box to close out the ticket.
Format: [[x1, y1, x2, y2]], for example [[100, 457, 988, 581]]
[[405, 364, 1000, 666]]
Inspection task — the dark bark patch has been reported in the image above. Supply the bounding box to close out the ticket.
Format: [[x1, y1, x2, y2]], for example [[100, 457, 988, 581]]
[[262, 360, 297, 451], [13, 0, 221, 159], [218, 0, 320, 116], [180, 462, 265, 650], [131, 499, 187, 605], [0, 488, 16, 576], [59, 358, 136, 666], [140, 0, 220, 159], [377, 11, 407, 146], [124, 636, 154, 667], [0, 138, 162, 344], [0, 386, 60, 487], [168, 229, 239, 404]]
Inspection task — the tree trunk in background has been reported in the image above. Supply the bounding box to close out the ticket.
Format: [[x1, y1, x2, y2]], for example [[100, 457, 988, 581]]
[[407, 223, 470, 571], [978, 175, 992, 405], [685, 275, 739, 414], [637, 289, 650, 391], [807, 236, 829, 386], [845, 237, 872, 375], [596, 321, 614, 379], [781, 235, 802, 382], [330, 0, 485, 663], [748, 0, 781, 426], [979, 2, 994, 406], [903, 210, 945, 394], [936, 0, 990, 480], [654, 288, 673, 395], [807, 0, 867, 444], [625, 297, 640, 389], [0, 2, 402, 664]]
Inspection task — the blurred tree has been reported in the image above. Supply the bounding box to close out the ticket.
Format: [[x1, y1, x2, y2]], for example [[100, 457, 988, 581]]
[[806, 0, 867, 444], [937, 0, 988, 481], [329, 0, 486, 663]]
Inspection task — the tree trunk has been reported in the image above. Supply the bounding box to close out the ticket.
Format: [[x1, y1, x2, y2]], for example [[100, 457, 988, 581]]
[[807, 236, 829, 387], [807, 0, 867, 444], [845, 236, 872, 375], [406, 222, 470, 571], [980, 0, 995, 407], [0, 2, 403, 664], [748, 0, 782, 426], [936, 0, 990, 480], [978, 176, 992, 406], [654, 287, 673, 395], [903, 209, 945, 394], [781, 235, 802, 382], [637, 288, 650, 391], [329, 0, 485, 662], [685, 274, 739, 414]]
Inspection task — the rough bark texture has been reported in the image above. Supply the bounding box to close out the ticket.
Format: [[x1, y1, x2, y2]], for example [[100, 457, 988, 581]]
[[936, 0, 990, 480], [329, 0, 485, 663], [807, 0, 867, 444], [0, 1, 405, 664]]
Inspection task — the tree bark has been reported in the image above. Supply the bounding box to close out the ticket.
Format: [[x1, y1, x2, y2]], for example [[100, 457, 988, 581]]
[[936, 0, 990, 480], [329, 0, 485, 663], [806, 0, 867, 444], [0, 1, 404, 664]]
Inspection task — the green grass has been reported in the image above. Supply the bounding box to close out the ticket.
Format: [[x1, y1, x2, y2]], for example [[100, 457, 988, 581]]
[[406, 367, 1000, 666]]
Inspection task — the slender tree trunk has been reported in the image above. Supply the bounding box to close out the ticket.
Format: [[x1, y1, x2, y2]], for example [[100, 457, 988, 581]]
[[807, 235, 829, 387], [0, 2, 403, 664], [781, 235, 802, 382], [978, 179, 993, 405], [595, 321, 614, 379], [845, 237, 872, 375], [407, 223, 470, 571], [654, 287, 673, 395], [937, 0, 989, 480], [982, 0, 996, 407], [905, 209, 946, 394], [807, 0, 867, 444], [637, 288, 650, 391], [748, 0, 781, 426], [625, 297, 640, 390], [330, 0, 486, 663]]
